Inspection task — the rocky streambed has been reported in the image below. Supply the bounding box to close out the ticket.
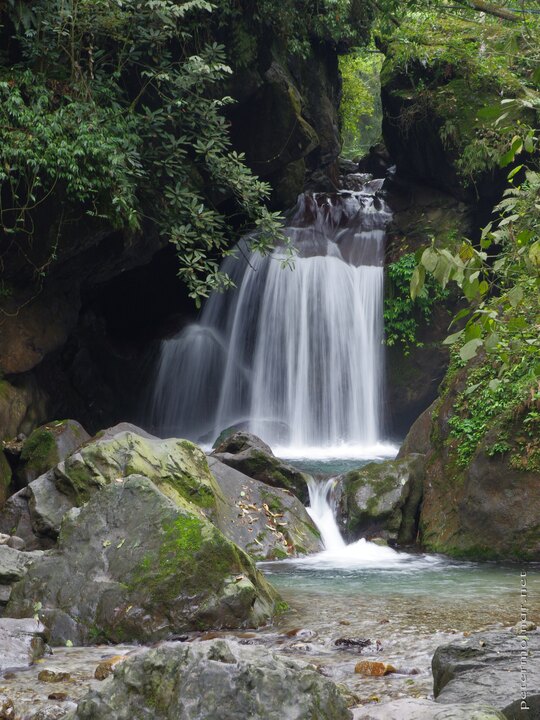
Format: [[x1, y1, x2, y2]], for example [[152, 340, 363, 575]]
[[0, 422, 538, 719]]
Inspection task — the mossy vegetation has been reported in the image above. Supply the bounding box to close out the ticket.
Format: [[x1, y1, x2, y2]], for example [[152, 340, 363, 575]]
[[380, 11, 539, 188]]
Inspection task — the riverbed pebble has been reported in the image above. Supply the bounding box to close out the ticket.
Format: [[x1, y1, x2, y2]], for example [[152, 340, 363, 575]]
[[354, 660, 396, 676]]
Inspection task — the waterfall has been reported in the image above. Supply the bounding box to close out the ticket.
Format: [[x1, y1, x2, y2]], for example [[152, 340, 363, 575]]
[[303, 477, 411, 567], [306, 478, 345, 552], [150, 178, 391, 452]]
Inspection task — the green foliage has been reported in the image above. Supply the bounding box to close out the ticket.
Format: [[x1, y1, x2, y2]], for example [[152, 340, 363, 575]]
[[0, 0, 290, 303], [380, 10, 540, 185], [413, 122, 540, 470], [339, 50, 383, 157], [384, 253, 449, 353]]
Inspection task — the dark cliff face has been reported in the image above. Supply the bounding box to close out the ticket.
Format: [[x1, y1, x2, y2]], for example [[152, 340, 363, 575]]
[[0, 32, 344, 440]]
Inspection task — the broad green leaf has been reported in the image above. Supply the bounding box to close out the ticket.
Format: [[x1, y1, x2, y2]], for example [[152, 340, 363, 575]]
[[460, 338, 483, 362], [507, 285, 524, 308], [443, 330, 464, 345]]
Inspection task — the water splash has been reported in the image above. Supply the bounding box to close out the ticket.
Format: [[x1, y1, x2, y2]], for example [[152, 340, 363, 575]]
[[303, 478, 440, 570], [150, 181, 391, 452]]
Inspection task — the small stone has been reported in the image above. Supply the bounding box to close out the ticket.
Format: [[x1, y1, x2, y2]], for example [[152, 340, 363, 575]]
[[37, 669, 71, 683], [47, 692, 68, 701], [94, 656, 125, 681], [285, 628, 317, 639], [511, 620, 537, 635], [6, 537, 25, 551], [0, 695, 15, 720], [354, 660, 397, 676], [338, 620, 351, 626], [0, 535, 9, 545], [335, 637, 371, 651]]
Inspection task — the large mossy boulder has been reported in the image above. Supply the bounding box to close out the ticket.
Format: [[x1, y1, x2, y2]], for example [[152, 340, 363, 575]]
[[55, 426, 220, 510], [336, 455, 424, 545], [17, 419, 90, 486], [68, 639, 352, 720], [208, 457, 321, 560], [7, 475, 280, 645], [432, 631, 540, 716], [212, 432, 310, 503], [418, 361, 540, 560]]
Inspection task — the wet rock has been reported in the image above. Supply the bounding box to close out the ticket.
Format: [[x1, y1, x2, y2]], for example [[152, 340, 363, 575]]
[[354, 660, 396, 676], [0, 545, 43, 583], [353, 699, 505, 719], [334, 637, 371, 651], [511, 620, 537, 634], [432, 631, 540, 715], [94, 656, 125, 680], [0, 618, 48, 672], [0, 695, 15, 720], [28, 704, 76, 720], [336, 455, 424, 544], [285, 628, 318, 640], [18, 421, 90, 486], [38, 670, 72, 683], [212, 432, 310, 502], [7, 475, 280, 645], [69, 639, 352, 720], [207, 457, 321, 560]]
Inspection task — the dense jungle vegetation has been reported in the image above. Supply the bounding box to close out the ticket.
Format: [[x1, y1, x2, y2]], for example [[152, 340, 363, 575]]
[[0, 0, 538, 436]]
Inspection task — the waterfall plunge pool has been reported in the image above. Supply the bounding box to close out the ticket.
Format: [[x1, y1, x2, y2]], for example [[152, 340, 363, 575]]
[[253, 465, 540, 707]]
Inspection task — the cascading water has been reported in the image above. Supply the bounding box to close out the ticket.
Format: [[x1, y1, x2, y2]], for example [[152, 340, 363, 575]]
[[150, 177, 394, 454], [304, 478, 440, 568]]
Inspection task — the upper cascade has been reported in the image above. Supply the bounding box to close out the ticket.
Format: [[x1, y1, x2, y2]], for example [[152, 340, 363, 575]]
[[150, 178, 392, 452]]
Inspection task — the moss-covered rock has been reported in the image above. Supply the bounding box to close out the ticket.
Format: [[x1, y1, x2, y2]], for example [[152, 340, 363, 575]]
[[55, 428, 221, 511], [18, 419, 90, 486], [336, 455, 424, 545], [7, 475, 280, 644]]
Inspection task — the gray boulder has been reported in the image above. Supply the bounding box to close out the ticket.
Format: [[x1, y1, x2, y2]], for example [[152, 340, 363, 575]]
[[208, 457, 321, 560], [17, 420, 90, 486], [354, 699, 504, 719], [68, 639, 352, 720], [0, 545, 42, 583], [335, 454, 424, 544], [212, 432, 310, 502], [0, 617, 48, 672], [7, 475, 280, 645], [433, 630, 540, 717]]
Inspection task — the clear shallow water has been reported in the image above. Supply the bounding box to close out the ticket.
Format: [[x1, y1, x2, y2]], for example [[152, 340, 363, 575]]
[[258, 558, 540, 706], [274, 443, 398, 477]]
